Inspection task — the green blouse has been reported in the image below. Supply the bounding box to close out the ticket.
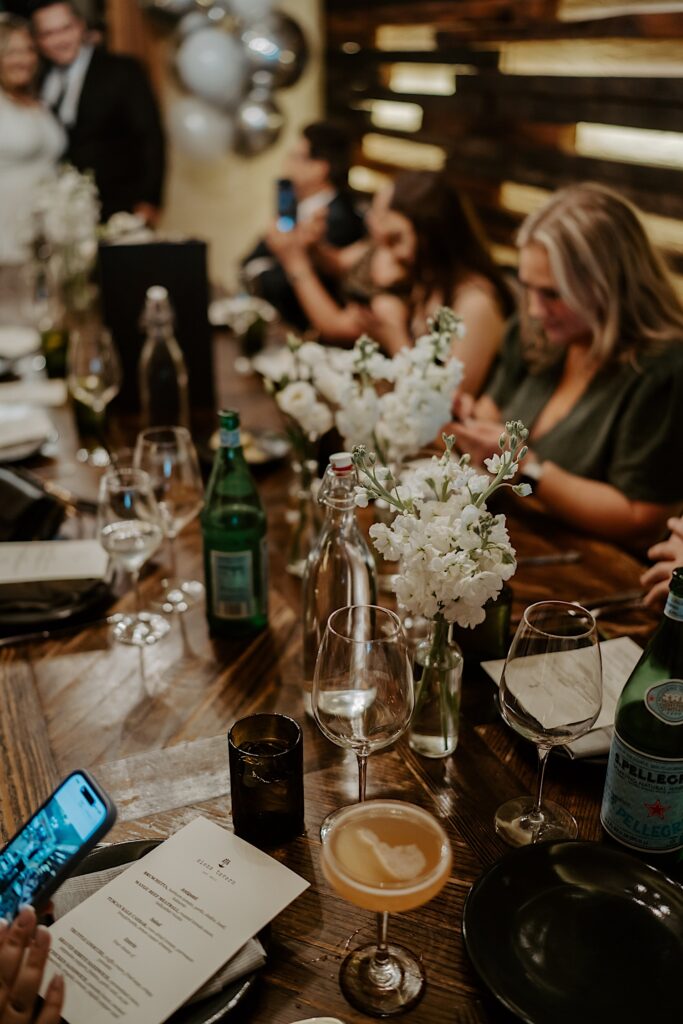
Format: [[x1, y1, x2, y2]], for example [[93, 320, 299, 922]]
[[486, 321, 683, 505]]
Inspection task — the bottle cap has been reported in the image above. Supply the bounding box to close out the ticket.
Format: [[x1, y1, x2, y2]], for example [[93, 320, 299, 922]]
[[146, 285, 168, 303], [329, 452, 353, 475]]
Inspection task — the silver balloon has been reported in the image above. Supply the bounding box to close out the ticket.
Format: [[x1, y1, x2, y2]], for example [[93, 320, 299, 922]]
[[168, 95, 234, 160], [176, 11, 209, 38], [240, 12, 308, 90], [233, 85, 284, 156], [229, 0, 273, 22], [176, 26, 246, 107]]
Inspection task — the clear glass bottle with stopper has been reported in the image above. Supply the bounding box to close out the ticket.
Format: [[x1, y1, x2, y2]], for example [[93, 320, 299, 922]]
[[138, 285, 190, 429], [302, 452, 378, 716]]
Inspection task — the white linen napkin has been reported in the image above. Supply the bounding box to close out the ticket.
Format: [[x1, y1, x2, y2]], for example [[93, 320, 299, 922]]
[[481, 636, 642, 758], [0, 326, 40, 360], [0, 380, 67, 406], [53, 863, 267, 1005], [0, 406, 54, 451]]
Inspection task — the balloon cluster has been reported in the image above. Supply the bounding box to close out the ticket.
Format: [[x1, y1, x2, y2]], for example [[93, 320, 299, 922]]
[[142, 0, 309, 160]]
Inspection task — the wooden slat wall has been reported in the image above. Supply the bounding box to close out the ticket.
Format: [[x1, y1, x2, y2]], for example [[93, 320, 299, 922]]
[[324, 0, 683, 277]]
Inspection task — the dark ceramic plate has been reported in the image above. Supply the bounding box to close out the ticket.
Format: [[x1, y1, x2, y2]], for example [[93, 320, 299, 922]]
[[73, 840, 264, 1024], [0, 580, 113, 636], [462, 840, 683, 1024]]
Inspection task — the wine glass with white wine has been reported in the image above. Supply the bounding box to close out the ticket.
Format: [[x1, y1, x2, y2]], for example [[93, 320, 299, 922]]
[[67, 323, 122, 466], [495, 600, 602, 846], [97, 467, 169, 646]]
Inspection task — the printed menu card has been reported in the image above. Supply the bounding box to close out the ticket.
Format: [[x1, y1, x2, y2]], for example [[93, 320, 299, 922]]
[[41, 817, 309, 1024]]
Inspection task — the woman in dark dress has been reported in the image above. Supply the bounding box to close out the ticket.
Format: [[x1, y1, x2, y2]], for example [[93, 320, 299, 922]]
[[453, 182, 683, 549]]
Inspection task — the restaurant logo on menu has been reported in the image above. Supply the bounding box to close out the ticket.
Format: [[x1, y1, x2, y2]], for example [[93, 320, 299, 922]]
[[197, 857, 237, 884]]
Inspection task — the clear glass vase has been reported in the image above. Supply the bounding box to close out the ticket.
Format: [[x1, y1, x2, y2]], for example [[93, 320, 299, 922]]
[[409, 616, 462, 758], [286, 457, 322, 577]]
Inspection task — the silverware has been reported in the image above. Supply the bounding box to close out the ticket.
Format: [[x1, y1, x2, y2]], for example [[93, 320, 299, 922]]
[[0, 617, 110, 649], [518, 551, 581, 567], [576, 590, 645, 618]]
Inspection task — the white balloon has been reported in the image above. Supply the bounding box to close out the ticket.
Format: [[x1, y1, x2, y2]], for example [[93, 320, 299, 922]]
[[176, 12, 209, 38], [168, 95, 234, 160], [175, 27, 246, 107], [229, 0, 272, 22]]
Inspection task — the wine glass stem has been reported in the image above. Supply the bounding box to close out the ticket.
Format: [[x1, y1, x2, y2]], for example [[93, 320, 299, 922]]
[[131, 569, 141, 614], [367, 912, 397, 987], [530, 744, 552, 828], [357, 753, 368, 803], [168, 534, 178, 579]]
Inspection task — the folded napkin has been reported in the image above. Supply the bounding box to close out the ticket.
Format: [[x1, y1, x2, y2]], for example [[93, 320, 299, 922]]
[[481, 636, 642, 758], [0, 468, 65, 542], [0, 326, 40, 360], [0, 380, 67, 407], [0, 539, 109, 609], [0, 406, 54, 452], [54, 863, 267, 1006]]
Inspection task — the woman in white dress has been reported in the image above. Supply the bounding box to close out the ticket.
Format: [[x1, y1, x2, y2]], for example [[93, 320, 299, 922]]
[[0, 15, 65, 265]]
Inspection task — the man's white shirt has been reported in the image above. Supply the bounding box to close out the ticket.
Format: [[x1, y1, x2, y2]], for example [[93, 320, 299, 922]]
[[42, 44, 94, 128]]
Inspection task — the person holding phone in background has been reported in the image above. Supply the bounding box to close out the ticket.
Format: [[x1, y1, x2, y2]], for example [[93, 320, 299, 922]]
[[242, 121, 365, 331], [0, 908, 64, 1024]]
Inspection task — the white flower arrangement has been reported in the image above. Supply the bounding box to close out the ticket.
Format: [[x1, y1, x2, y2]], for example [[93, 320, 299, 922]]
[[352, 423, 532, 628]]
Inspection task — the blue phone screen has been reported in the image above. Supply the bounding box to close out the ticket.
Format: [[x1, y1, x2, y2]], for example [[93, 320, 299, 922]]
[[0, 774, 108, 920]]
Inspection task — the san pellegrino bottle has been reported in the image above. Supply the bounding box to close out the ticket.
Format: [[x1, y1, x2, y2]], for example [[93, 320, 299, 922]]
[[302, 452, 377, 715], [601, 568, 683, 863], [138, 286, 190, 429], [201, 410, 268, 638]]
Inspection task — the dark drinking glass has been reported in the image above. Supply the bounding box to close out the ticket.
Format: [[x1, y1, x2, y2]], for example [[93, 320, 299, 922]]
[[228, 714, 304, 846]]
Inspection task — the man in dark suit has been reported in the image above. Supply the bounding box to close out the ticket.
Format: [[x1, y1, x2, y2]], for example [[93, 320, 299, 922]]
[[31, 0, 165, 224], [242, 121, 365, 331]]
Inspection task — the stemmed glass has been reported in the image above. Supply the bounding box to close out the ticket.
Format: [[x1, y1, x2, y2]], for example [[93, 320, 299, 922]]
[[134, 427, 205, 613], [321, 799, 452, 1016], [312, 605, 414, 836], [67, 323, 122, 466], [495, 601, 602, 846], [97, 467, 170, 646]]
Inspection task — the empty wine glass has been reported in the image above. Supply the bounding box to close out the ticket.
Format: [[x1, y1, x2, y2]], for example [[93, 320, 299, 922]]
[[67, 323, 122, 466], [134, 426, 205, 613], [495, 601, 602, 846], [313, 605, 414, 837], [97, 467, 169, 646]]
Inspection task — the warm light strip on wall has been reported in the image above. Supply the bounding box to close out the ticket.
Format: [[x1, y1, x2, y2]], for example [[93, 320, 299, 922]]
[[388, 63, 457, 95], [500, 181, 683, 254], [559, 2, 683, 20], [361, 133, 447, 170], [360, 99, 423, 133], [576, 123, 683, 170], [499, 39, 683, 77], [375, 24, 436, 51], [349, 165, 393, 193]]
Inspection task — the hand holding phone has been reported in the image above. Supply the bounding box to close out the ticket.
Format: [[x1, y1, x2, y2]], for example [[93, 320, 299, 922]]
[[277, 178, 297, 233], [0, 771, 116, 921]]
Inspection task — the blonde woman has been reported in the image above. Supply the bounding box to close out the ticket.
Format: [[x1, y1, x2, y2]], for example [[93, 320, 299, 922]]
[[0, 14, 64, 265], [453, 183, 683, 549]]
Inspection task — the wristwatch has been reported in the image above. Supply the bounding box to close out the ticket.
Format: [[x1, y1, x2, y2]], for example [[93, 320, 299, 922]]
[[521, 457, 545, 483]]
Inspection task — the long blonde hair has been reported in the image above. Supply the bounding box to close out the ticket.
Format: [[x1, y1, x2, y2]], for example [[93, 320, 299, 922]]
[[0, 15, 37, 96], [517, 182, 683, 366]]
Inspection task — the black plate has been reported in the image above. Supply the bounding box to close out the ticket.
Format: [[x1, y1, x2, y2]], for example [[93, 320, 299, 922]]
[[72, 840, 263, 1023], [0, 580, 113, 637], [462, 840, 683, 1024]]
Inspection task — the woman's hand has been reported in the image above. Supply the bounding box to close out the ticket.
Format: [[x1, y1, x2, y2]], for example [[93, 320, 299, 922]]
[[452, 418, 508, 468], [265, 222, 310, 269], [641, 516, 683, 607], [0, 907, 64, 1024]]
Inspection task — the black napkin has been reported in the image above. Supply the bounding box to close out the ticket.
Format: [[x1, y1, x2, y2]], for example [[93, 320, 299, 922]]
[[0, 467, 65, 542]]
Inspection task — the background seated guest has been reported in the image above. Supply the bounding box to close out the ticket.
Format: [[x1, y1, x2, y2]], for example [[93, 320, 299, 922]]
[[641, 516, 683, 607], [0, 13, 64, 265], [268, 171, 513, 393], [0, 905, 64, 1024], [453, 182, 683, 549], [242, 120, 364, 331], [31, 0, 165, 224]]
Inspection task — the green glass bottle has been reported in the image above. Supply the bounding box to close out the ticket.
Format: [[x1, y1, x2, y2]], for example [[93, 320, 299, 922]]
[[201, 410, 268, 638], [601, 568, 683, 866]]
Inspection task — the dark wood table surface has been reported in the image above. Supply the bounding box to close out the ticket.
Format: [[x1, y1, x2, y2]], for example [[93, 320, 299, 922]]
[[0, 336, 661, 1024]]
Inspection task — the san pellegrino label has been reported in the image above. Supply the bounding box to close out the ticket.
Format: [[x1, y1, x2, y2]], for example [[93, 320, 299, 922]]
[[601, 733, 683, 852], [219, 427, 240, 449], [645, 680, 683, 725]]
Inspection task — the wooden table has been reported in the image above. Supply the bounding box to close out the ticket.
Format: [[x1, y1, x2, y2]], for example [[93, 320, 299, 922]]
[[0, 337, 661, 1024]]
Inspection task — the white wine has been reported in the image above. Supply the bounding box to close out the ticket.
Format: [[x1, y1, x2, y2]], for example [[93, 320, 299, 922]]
[[601, 568, 683, 865]]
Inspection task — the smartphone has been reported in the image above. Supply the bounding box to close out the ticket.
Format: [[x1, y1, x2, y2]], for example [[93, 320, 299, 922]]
[[276, 178, 297, 232], [0, 771, 116, 921]]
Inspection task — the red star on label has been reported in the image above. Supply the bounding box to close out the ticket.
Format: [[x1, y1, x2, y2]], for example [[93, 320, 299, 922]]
[[644, 799, 669, 819]]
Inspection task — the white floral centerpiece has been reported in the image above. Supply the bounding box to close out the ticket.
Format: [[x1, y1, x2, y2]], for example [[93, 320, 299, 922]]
[[353, 422, 531, 757]]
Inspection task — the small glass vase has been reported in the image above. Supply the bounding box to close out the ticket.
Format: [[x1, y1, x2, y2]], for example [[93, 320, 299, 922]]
[[286, 456, 322, 577], [409, 616, 462, 759]]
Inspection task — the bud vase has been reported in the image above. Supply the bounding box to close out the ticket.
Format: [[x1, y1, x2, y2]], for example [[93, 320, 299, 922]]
[[409, 616, 462, 758], [286, 457, 322, 577]]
